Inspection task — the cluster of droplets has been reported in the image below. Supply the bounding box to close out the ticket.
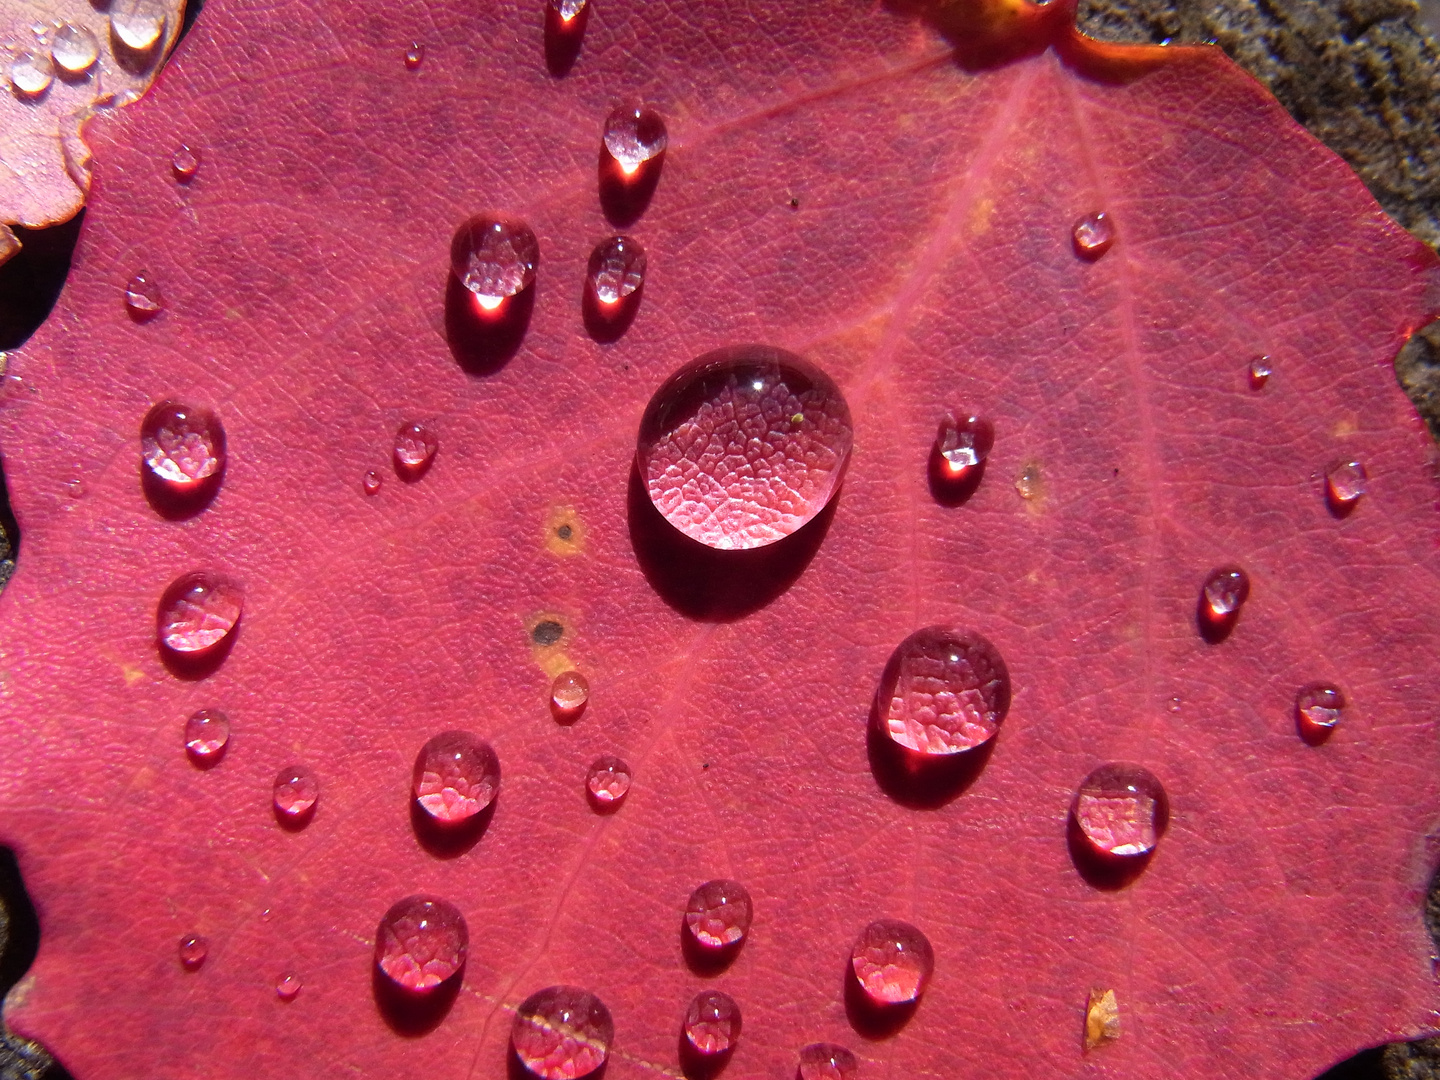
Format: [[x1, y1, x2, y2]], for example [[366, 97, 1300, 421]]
[[9, 0, 168, 96]]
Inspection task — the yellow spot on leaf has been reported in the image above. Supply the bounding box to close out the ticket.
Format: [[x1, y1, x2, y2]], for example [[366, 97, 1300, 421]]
[[970, 197, 995, 236], [544, 504, 586, 556], [1331, 417, 1358, 439], [527, 612, 574, 679], [1015, 461, 1044, 509], [1085, 988, 1121, 1049]]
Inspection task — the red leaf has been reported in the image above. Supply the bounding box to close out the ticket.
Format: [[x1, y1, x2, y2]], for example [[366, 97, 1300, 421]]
[[2, 1, 1438, 1077]]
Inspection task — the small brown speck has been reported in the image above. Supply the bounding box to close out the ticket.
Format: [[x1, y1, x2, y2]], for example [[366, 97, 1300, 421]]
[[556, 524, 573, 541], [1085, 988, 1120, 1049], [532, 620, 564, 646]]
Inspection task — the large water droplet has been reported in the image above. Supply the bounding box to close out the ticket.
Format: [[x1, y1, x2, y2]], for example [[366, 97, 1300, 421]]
[[404, 42, 423, 68], [141, 400, 225, 493], [877, 627, 1010, 756], [10, 50, 53, 95], [1198, 565, 1249, 642], [1325, 459, 1367, 514], [125, 271, 165, 316], [157, 572, 242, 655], [587, 235, 646, 306], [603, 103, 667, 176], [273, 766, 319, 825], [110, 0, 166, 50], [550, 670, 589, 722], [683, 989, 742, 1057], [1072, 212, 1114, 260], [450, 214, 539, 311], [511, 986, 614, 1080], [184, 708, 230, 766], [585, 755, 632, 811], [51, 22, 99, 74], [393, 421, 437, 479], [850, 919, 933, 1006], [171, 144, 199, 181], [374, 895, 468, 991], [637, 346, 853, 550], [275, 972, 302, 1001], [798, 1043, 857, 1080], [1247, 356, 1271, 390], [412, 731, 500, 825], [1295, 682, 1344, 741], [684, 879, 753, 952], [1072, 763, 1168, 857], [549, 0, 587, 23], [179, 934, 208, 970]]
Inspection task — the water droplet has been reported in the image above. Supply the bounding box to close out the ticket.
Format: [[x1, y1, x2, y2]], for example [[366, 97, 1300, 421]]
[[1015, 462, 1042, 501], [110, 0, 166, 50], [179, 934, 208, 970], [412, 731, 500, 825], [1072, 212, 1114, 260], [157, 571, 242, 655], [684, 879, 753, 952], [637, 345, 853, 550], [374, 895, 468, 991], [404, 41, 423, 68], [1073, 763, 1167, 858], [603, 103, 668, 176], [183, 708, 230, 765], [683, 990, 741, 1057], [850, 919, 933, 1006], [272, 766, 319, 824], [1200, 566, 1249, 620], [51, 22, 99, 74], [1295, 682, 1344, 738], [550, 670, 589, 722], [586, 235, 646, 306], [1325, 459, 1367, 513], [450, 214, 539, 311], [798, 1043, 857, 1080], [932, 412, 993, 476], [511, 986, 614, 1080], [585, 755, 631, 810], [141, 400, 225, 492], [125, 271, 164, 316], [1247, 356, 1271, 390], [549, 0, 587, 22], [362, 469, 383, 495], [171, 144, 199, 181], [393, 421, 437, 479], [275, 972, 302, 1001], [877, 627, 1010, 756], [10, 51, 53, 95]]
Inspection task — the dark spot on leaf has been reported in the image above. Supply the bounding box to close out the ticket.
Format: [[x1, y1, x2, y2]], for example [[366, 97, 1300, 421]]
[[532, 620, 564, 646], [556, 524, 573, 542], [789, 196, 800, 209]]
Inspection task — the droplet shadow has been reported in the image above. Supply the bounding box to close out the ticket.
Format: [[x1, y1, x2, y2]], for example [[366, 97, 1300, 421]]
[[410, 797, 496, 859], [141, 464, 223, 520], [1325, 490, 1359, 520], [394, 454, 433, 484], [598, 149, 663, 227], [109, 29, 161, 76], [1195, 597, 1238, 644], [445, 274, 533, 376], [926, 453, 985, 507], [627, 462, 836, 622], [865, 701, 996, 809], [543, 2, 588, 76], [582, 283, 642, 343], [1297, 710, 1336, 747], [842, 967, 919, 1039], [372, 963, 464, 1037], [679, 1034, 733, 1080], [273, 798, 316, 832], [1065, 812, 1160, 890], [679, 923, 743, 977], [159, 622, 239, 680], [186, 745, 226, 770]]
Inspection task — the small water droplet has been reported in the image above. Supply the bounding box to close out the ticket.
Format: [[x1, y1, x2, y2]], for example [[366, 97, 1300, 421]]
[[404, 41, 423, 68], [184, 708, 230, 766], [1247, 356, 1271, 390], [450, 214, 539, 311], [683, 989, 741, 1057], [1072, 212, 1114, 260], [798, 1043, 857, 1080], [362, 469, 383, 495], [603, 103, 668, 176], [171, 144, 199, 181], [392, 421, 437, 479], [412, 731, 500, 826], [585, 755, 631, 810], [933, 412, 993, 475], [511, 986, 613, 1080], [1015, 462, 1042, 501], [637, 345, 853, 550], [110, 0, 166, 50], [10, 50, 53, 95], [877, 626, 1010, 756], [141, 400, 225, 493], [550, 670, 589, 722], [275, 972, 302, 1001], [850, 919, 934, 1006], [157, 571, 242, 655], [374, 895, 468, 991], [1072, 763, 1168, 857], [1325, 459, 1367, 513], [1200, 566, 1249, 620], [125, 271, 165, 316], [1295, 682, 1344, 739], [178, 934, 208, 970], [51, 22, 99, 74], [272, 766, 319, 824], [684, 879, 753, 952], [549, 0, 587, 23], [586, 235, 647, 306]]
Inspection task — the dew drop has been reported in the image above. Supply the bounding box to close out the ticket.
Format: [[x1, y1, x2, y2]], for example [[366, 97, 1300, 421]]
[[550, 670, 589, 722], [683, 990, 742, 1057], [1325, 459, 1367, 513], [374, 895, 468, 992], [587, 235, 647, 305], [585, 755, 631, 810], [9, 50, 53, 95], [51, 22, 99, 74], [412, 731, 500, 826], [877, 626, 1010, 756], [184, 708, 230, 765], [1015, 462, 1042, 501], [549, 0, 587, 22], [602, 103, 668, 175], [1072, 212, 1114, 260], [178, 934, 208, 970], [141, 400, 225, 492], [637, 345, 853, 550], [157, 571, 242, 655], [849, 919, 934, 1006], [125, 271, 165, 316], [933, 411, 993, 476], [1200, 566, 1249, 620], [171, 144, 200, 181], [684, 879, 753, 952], [1247, 355, 1271, 390], [404, 41, 423, 68], [1072, 763, 1168, 857], [450, 214, 539, 311], [511, 986, 614, 1080], [362, 469, 383, 495], [798, 1043, 857, 1080], [1295, 682, 1344, 738], [110, 0, 166, 50], [272, 766, 319, 824], [275, 972, 302, 1001], [393, 421, 437, 479]]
